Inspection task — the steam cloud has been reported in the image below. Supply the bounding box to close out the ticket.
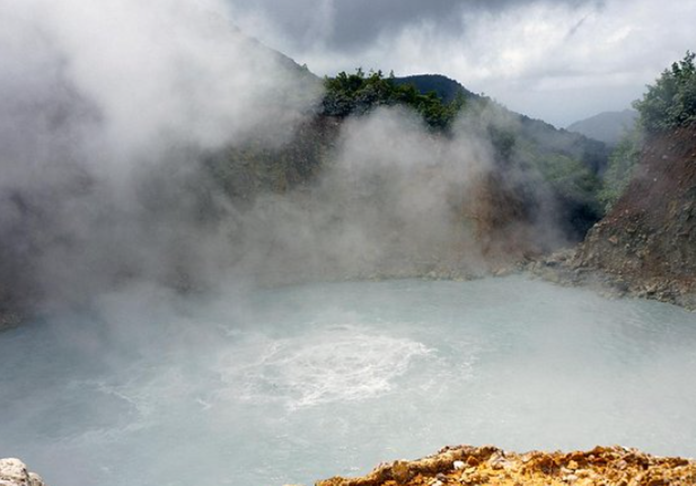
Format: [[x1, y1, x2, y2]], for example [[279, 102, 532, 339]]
[[0, 0, 563, 318], [0, 0, 319, 312]]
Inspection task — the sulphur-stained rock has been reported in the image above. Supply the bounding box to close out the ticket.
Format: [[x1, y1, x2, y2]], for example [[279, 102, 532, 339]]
[[0, 459, 45, 486], [390, 461, 411, 485], [315, 445, 696, 486]]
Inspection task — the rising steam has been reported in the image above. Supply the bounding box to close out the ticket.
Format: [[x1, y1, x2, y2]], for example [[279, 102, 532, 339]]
[[0, 0, 566, 319], [0, 0, 320, 312]]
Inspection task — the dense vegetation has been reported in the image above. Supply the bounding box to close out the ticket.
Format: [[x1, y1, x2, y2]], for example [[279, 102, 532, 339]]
[[634, 51, 696, 133], [512, 122, 605, 239], [322, 69, 466, 130], [598, 128, 643, 211], [599, 51, 695, 211]]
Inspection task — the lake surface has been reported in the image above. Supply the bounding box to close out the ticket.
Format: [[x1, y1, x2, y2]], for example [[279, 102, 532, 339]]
[[1, 276, 696, 485]]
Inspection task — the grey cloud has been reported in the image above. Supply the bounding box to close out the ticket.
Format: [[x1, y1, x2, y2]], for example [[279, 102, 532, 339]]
[[229, 0, 603, 53]]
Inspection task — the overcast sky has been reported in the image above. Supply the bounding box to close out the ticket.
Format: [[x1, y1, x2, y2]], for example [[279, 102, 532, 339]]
[[227, 0, 696, 127]]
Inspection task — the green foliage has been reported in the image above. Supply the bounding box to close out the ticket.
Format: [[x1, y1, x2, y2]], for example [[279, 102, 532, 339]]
[[598, 128, 643, 210], [518, 139, 603, 207], [634, 51, 696, 133], [322, 69, 465, 130], [512, 133, 605, 238], [542, 155, 602, 203]]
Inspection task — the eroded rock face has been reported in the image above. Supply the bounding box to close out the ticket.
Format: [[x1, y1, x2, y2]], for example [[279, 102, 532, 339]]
[[572, 123, 696, 308], [0, 458, 45, 486], [316, 445, 696, 486]]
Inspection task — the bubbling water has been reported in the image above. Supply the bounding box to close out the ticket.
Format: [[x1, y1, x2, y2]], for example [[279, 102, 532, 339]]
[[218, 326, 433, 409], [1, 276, 696, 486]]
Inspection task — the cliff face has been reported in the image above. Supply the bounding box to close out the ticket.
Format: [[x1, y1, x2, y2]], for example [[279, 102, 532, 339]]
[[574, 123, 696, 306]]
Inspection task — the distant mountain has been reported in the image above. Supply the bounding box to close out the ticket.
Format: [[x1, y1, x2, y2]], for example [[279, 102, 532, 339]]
[[394, 74, 609, 173], [393, 74, 478, 103], [567, 109, 638, 146]]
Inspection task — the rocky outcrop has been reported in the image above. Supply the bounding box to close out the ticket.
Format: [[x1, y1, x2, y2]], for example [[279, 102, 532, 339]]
[[567, 123, 696, 308], [0, 459, 45, 486], [316, 445, 696, 486]]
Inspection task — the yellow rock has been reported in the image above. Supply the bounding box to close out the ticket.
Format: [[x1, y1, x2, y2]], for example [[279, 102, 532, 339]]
[[315, 445, 696, 486]]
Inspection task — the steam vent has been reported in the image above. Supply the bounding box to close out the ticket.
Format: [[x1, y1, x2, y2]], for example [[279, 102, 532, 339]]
[[313, 445, 696, 486]]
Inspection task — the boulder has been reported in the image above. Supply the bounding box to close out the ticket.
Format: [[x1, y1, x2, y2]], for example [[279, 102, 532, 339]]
[[0, 459, 45, 486]]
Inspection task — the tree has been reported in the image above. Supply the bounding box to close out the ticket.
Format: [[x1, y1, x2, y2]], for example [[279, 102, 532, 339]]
[[321, 69, 466, 131], [634, 51, 696, 132]]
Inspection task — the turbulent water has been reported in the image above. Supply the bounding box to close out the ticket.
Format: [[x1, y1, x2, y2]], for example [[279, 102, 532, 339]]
[[1, 276, 696, 486]]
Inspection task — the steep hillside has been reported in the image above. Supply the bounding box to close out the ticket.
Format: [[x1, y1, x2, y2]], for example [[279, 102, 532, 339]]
[[210, 68, 610, 247], [321, 70, 608, 240], [395, 74, 610, 174], [573, 122, 696, 307], [567, 109, 637, 146]]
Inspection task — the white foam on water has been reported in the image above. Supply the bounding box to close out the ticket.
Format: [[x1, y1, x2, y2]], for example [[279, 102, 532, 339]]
[[218, 325, 432, 409]]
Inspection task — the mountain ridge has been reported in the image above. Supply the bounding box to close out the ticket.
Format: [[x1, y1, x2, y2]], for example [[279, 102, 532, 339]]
[[567, 109, 638, 146], [392, 74, 477, 103]]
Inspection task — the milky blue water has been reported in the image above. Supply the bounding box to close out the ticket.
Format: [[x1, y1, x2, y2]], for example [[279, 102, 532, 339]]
[[1, 276, 696, 485]]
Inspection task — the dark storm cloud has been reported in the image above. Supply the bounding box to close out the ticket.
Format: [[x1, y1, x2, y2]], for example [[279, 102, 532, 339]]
[[230, 0, 604, 52]]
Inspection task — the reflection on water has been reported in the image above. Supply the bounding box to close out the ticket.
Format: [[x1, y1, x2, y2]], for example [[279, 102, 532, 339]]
[[1, 276, 696, 486]]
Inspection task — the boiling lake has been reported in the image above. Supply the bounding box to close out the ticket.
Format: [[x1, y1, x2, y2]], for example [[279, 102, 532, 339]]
[[1, 275, 695, 485]]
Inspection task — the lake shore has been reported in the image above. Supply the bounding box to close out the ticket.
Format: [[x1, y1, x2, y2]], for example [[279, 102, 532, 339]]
[[315, 445, 696, 486]]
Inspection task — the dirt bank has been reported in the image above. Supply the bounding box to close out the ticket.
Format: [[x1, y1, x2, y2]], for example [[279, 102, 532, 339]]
[[528, 123, 696, 309]]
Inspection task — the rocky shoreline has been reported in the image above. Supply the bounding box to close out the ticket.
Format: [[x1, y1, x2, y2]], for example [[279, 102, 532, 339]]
[[525, 249, 696, 311], [314, 445, 696, 486], [7, 445, 696, 486], [550, 123, 696, 311]]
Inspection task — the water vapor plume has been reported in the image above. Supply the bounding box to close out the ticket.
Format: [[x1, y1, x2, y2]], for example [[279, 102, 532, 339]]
[[223, 102, 575, 286], [235, 107, 495, 281], [0, 0, 321, 314], [0, 0, 583, 322]]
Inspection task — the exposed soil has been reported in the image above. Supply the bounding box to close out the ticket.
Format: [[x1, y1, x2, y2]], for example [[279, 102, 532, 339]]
[[529, 123, 696, 309], [315, 445, 696, 486]]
